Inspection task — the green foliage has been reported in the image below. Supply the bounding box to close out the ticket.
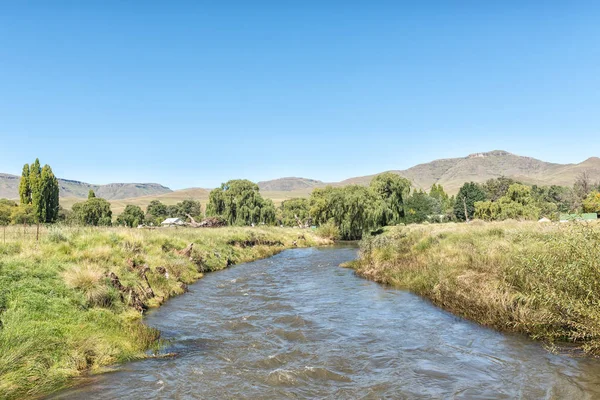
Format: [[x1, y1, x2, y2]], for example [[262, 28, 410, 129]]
[[405, 190, 438, 224], [72, 197, 113, 226], [315, 219, 340, 240], [279, 198, 310, 226], [309, 185, 379, 240], [10, 204, 35, 225], [145, 200, 168, 225], [206, 179, 274, 226], [583, 191, 600, 214], [165, 199, 202, 220], [116, 205, 145, 227], [0, 200, 16, 226], [454, 182, 487, 221], [18, 164, 30, 205], [369, 172, 411, 225], [19, 159, 59, 223], [474, 184, 542, 221], [482, 176, 519, 201], [88, 190, 96, 199]]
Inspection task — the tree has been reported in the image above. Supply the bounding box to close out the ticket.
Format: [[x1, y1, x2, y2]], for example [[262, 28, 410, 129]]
[[474, 184, 541, 221], [20, 159, 60, 223], [29, 159, 42, 222], [40, 165, 59, 222], [88, 190, 96, 199], [279, 198, 310, 226], [405, 190, 437, 224], [116, 205, 145, 227], [309, 185, 379, 240], [583, 191, 600, 214], [369, 172, 411, 226], [11, 204, 35, 225], [454, 182, 486, 221], [19, 164, 31, 204], [482, 176, 519, 201], [146, 200, 168, 225], [72, 197, 112, 226], [167, 199, 202, 220], [0, 199, 16, 226], [206, 179, 273, 225], [574, 171, 593, 200]]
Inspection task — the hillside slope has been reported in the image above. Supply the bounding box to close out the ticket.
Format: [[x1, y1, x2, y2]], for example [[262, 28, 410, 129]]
[[0, 174, 172, 200]]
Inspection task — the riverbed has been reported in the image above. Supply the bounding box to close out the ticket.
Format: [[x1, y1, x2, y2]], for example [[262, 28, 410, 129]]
[[51, 246, 600, 399]]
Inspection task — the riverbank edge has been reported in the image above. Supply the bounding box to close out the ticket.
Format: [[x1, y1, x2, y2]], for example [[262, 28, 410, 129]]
[[345, 221, 600, 356], [0, 226, 331, 400]]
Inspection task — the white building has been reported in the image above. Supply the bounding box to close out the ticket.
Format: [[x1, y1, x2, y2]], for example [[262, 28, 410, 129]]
[[161, 217, 185, 226]]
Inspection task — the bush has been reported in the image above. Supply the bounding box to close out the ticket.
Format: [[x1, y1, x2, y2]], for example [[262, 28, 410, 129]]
[[315, 220, 340, 240]]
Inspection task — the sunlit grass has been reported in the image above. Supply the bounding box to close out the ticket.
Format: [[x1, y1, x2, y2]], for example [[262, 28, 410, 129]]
[[351, 220, 600, 354], [0, 225, 329, 399]]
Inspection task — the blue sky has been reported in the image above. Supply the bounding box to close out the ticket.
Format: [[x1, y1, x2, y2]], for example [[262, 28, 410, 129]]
[[1, 2, 599, 189]]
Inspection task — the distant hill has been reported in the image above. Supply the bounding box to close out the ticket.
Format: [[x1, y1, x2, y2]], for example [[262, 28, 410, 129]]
[[257, 177, 326, 191], [337, 150, 600, 194], [3, 150, 600, 214], [0, 174, 172, 200]]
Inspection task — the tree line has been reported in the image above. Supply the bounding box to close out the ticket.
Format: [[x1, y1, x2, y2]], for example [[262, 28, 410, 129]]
[[2, 160, 599, 239]]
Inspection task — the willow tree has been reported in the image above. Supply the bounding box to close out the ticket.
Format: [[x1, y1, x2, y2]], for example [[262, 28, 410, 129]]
[[309, 185, 379, 240], [206, 179, 275, 225], [369, 172, 411, 226], [279, 198, 310, 226]]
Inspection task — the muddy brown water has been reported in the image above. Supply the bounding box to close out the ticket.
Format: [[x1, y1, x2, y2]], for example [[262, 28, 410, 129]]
[[51, 246, 600, 399]]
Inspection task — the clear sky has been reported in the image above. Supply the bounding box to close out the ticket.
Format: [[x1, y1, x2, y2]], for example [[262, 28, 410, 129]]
[[1, 2, 599, 189]]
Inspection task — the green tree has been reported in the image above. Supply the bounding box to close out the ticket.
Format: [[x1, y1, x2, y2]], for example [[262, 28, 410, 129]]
[[11, 204, 35, 225], [309, 185, 379, 240], [0, 199, 16, 226], [474, 184, 541, 221], [405, 190, 437, 224], [116, 205, 145, 227], [88, 190, 96, 199], [168, 199, 202, 220], [583, 191, 600, 214], [146, 200, 168, 225], [454, 182, 486, 221], [72, 197, 112, 226], [29, 159, 42, 222], [483, 176, 519, 201], [206, 179, 273, 225], [19, 164, 31, 204], [369, 172, 411, 226], [40, 165, 60, 222], [279, 198, 310, 226]]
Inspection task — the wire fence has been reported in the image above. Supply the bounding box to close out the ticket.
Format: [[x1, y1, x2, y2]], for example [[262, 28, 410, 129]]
[[0, 224, 50, 244]]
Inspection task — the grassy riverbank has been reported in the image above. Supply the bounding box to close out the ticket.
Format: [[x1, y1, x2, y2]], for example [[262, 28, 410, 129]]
[[0, 225, 329, 399], [348, 221, 600, 355]]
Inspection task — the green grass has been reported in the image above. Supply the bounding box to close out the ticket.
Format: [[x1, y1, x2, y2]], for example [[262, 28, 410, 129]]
[[349, 220, 600, 355], [0, 225, 330, 399]]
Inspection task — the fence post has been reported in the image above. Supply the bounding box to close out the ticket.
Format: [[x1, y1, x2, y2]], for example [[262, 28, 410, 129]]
[[37, 223, 40, 241]]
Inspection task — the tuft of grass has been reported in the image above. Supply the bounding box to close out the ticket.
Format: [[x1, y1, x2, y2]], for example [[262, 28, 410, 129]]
[[0, 225, 331, 399], [352, 220, 600, 355]]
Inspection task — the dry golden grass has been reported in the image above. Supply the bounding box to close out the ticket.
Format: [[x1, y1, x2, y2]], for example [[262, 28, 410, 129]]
[[350, 220, 600, 354]]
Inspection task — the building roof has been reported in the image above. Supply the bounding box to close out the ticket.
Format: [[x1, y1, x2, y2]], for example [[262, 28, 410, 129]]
[[161, 217, 184, 225]]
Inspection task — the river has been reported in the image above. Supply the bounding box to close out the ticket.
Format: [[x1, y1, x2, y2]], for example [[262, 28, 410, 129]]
[[52, 246, 600, 399]]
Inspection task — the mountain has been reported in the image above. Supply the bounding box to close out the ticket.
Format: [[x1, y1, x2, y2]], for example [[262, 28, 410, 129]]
[[199, 150, 600, 199], [261, 150, 600, 194], [257, 177, 326, 192], [0, 174, 172, 200]]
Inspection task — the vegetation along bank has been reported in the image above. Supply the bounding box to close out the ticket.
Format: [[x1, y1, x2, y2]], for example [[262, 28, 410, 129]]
[[347, 220, 600, 355], [0, 225, 330, 399]]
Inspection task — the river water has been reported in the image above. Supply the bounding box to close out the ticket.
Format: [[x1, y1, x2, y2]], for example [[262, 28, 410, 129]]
[[52, 246, 600, 399]]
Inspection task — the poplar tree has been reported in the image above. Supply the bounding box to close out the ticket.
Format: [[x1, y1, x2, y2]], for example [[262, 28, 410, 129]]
[[19, 164, 31, 204], [40, 165, 60, 222], [29, 159, 42, 222]]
